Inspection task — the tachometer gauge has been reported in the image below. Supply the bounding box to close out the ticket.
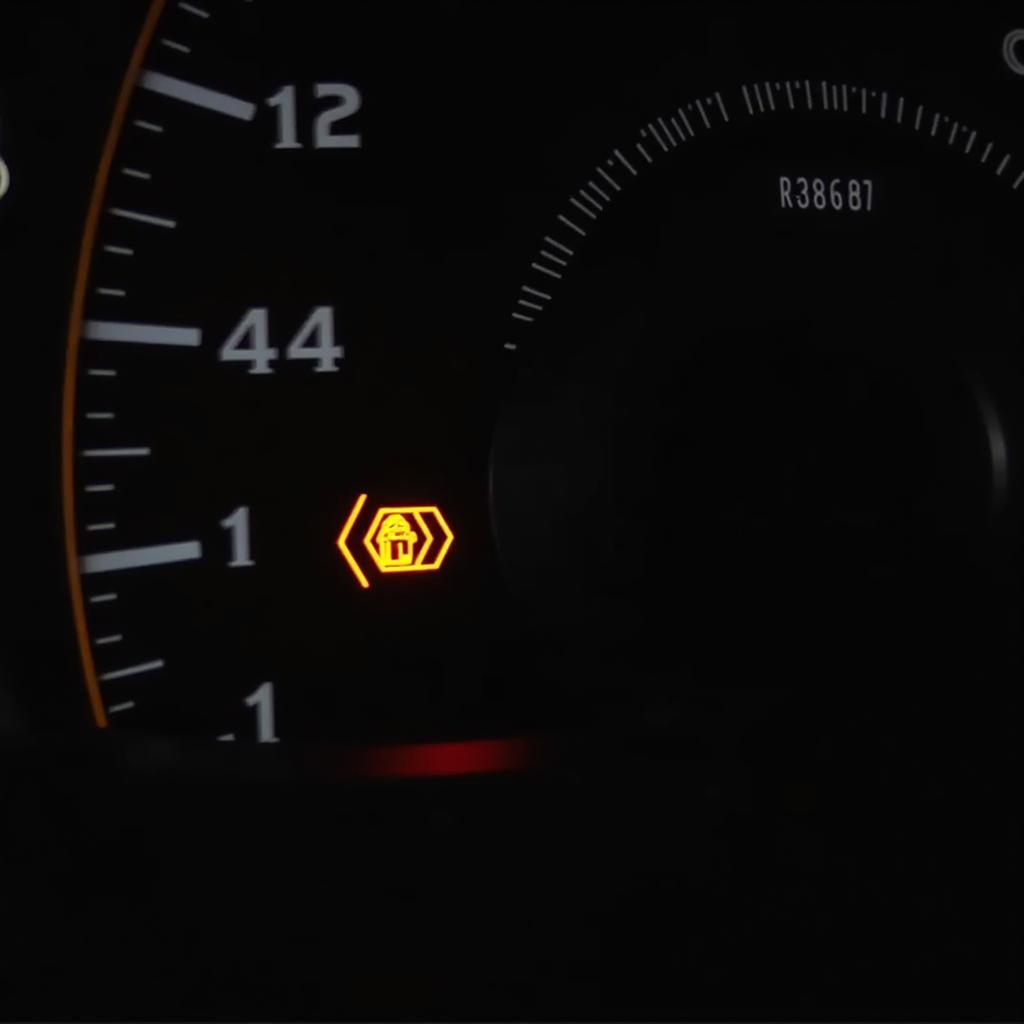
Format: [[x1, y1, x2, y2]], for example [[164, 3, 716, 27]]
[[61, 1, 1021, 753]]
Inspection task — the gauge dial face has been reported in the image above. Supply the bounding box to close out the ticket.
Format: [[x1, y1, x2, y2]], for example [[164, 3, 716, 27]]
[[67, 2, 1022, 746]]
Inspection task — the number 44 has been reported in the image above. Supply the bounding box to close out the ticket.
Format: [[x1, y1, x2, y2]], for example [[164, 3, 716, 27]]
[[218, 306, 343, 374]]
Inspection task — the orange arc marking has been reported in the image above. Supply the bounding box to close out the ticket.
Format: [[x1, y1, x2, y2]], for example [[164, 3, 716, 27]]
[[61, 0, 168, 730], [337, 493, 371, 588]]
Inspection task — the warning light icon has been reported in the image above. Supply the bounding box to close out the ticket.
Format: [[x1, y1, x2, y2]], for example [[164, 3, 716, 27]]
[[375, 513, 418, 568], [337, 494, 454, 588]]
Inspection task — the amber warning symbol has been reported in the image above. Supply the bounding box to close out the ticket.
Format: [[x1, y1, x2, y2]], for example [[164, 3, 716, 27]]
[[337, 494, 454, 588]]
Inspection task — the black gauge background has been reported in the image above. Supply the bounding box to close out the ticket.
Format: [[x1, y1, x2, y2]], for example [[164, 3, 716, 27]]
[[0, 1, 1021, 1019]]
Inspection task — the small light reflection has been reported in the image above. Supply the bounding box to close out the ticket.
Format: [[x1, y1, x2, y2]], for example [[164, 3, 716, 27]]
[[971, 376, 1009, 516]]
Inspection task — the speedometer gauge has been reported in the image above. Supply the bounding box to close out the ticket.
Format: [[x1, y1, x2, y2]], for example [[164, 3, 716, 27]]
[[62, 1, 1021, 751]]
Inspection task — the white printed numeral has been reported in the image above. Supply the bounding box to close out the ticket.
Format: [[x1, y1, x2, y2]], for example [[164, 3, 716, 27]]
[[286, 306, 343, 373], [218, 307, 343, 374], [267, 83, 362, 150], [314, 83, 362, 149], [220, 506, 254, 568], [219, 308, 276, 374], [244, 682, 280, 743]]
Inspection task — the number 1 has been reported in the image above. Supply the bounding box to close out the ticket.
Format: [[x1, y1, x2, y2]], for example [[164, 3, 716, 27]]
[[266, 85, 301, 149], [221, 506, 255, 567], [244, 682, 280, 743]]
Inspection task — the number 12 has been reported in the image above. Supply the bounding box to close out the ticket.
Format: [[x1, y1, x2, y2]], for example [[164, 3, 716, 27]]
[[266, 83, 362, 149]]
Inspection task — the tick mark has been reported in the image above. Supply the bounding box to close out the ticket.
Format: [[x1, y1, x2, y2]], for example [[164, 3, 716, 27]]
[[99, 660, 166, 682], [84, 320, 200, 346], [139, 70, 257, 121], [108, 207, 177, 229], [80, 540, 202, 575], [80, 447, 151, 458]]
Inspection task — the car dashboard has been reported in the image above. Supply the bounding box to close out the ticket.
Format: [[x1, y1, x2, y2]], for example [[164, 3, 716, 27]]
[[0, 2, 1020, 1019]]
